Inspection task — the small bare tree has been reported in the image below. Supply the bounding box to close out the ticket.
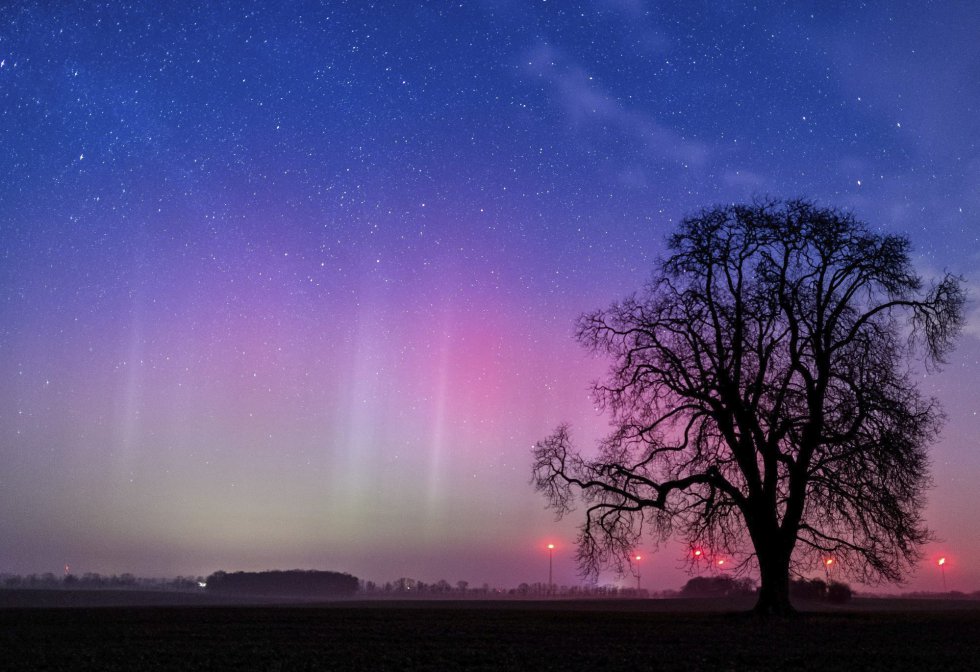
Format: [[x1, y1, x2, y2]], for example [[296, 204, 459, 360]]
[[533, 200, 964, 616]]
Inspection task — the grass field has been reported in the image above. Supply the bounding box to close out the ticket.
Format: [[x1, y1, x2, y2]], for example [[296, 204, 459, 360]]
[[2, 596, 978, 671]]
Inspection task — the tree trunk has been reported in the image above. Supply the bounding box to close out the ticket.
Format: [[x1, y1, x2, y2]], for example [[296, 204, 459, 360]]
[[753, 541, 796, 617]]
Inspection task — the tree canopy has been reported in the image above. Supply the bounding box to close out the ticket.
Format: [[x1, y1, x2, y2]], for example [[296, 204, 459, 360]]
[[532, 199, 964, 615]]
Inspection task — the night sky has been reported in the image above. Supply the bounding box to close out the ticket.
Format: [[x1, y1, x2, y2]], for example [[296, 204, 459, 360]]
[[1, 1, 978, 592]]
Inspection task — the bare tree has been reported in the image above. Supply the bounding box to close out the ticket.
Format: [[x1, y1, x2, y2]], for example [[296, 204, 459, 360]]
[[532, 200, 964, 616]]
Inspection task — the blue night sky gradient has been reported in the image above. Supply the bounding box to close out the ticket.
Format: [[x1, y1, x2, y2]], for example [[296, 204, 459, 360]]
[[1, 1, 978, 591]]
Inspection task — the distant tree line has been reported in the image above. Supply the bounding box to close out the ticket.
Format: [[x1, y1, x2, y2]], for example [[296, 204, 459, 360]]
[[204, 570, 358, 598], [8, 569, 975, 602], [1, 572, 659, 599], [0, 573, 204, 591], [360, 578, 489, 596], [359, 577, 657, 599], [508, 582, 652, 599]]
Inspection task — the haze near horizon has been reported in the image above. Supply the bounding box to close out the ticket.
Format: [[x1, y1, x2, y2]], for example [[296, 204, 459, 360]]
[[1, 1, 978, 593]]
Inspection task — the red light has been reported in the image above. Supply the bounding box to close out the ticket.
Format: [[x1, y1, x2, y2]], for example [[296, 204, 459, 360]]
[[717, 559, 725, 566], [938, 557, 946, 566], [825, 558, 834, 566], [693, 549, 702, 557], [635, 555, 642, 561], [547, 544, 555, 550]]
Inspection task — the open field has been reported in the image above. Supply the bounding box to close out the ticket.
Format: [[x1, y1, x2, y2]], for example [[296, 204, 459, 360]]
[[2, 597, 979, 671]]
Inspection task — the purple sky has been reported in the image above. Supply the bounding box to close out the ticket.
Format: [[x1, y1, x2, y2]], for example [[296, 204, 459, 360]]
[[1, 1, 978, 592]]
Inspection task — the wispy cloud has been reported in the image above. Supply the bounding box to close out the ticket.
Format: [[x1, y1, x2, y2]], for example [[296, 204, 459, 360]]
[[722, 169, 767, 190], [964, 305, 980, 340], [523, 42, 708, 168]]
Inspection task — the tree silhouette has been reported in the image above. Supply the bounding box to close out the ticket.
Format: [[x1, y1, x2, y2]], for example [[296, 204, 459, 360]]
[[532, 199, 964, 616], [204, 570, 359, 598]]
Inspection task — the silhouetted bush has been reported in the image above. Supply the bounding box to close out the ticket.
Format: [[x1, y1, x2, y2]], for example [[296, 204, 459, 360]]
[[787, 578, 853, 603], [826, 582, 853, 603], [789, 578, 827, 601], [205, 570, 358, 598], [680, 575, 756, 598]]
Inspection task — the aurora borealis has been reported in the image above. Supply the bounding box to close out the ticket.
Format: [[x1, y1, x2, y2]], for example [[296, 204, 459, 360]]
[[1, 1, 978, 591]]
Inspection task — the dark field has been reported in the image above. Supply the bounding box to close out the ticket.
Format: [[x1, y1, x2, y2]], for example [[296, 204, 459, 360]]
[[2, 596, 979, 671]]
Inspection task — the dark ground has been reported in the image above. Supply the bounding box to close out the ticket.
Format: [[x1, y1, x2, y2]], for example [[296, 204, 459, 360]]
[[2, 594, 978, 671]]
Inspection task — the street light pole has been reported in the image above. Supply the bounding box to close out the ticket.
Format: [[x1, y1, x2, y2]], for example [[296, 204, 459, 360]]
[[634, 554, 642, 592], [938, 557, 947, 591], [547, 544, 554, 594]]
